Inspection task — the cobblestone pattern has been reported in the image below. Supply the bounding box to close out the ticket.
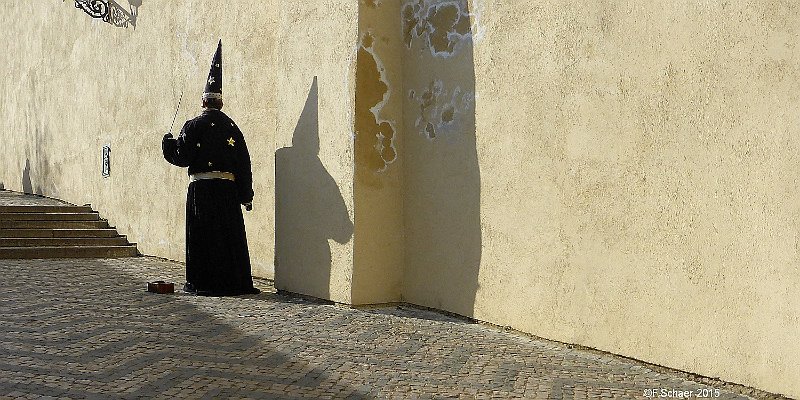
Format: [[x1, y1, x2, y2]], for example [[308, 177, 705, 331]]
[[0, 256, 763, 400]]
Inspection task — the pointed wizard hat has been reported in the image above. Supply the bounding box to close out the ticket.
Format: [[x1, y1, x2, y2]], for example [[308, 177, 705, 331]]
[[202, 40, 223, 100]]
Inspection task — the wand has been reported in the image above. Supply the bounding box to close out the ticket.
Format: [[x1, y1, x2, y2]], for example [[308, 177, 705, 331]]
[[167, 90, 184, 135]]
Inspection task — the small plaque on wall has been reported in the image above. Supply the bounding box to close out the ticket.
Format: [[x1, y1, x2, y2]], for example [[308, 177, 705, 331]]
[[102, 145, 111, 177]]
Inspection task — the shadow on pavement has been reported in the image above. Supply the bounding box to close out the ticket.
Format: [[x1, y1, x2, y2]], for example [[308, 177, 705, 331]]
[[362, 305, 475, 325], [0, 258, 369, 399]]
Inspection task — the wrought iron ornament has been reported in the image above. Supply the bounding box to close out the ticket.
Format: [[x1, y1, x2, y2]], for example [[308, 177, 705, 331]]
[[74, 0, 139, 29], [74, 0, 106, 18]]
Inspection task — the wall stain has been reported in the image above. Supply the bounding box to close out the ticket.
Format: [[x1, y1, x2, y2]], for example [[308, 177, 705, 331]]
[[403, 0, 474, 57], [355, 32, 397, 174], [410, 80, 474, 139], [403, 0, 477, 139]]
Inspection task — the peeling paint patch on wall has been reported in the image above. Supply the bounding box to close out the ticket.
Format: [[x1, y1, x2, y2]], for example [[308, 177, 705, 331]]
[[403, 0, 477, 139], [402, 0, 477, 57], [410, 80, 474, 139], [355, 32, 397, 172]]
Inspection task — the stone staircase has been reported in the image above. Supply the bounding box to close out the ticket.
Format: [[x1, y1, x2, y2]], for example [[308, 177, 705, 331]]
[[0, 204, 139, 259]]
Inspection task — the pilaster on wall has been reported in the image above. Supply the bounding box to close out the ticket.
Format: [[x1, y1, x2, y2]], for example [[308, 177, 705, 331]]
[[350, 0, 481, 309], [351, 0, 405, 305]]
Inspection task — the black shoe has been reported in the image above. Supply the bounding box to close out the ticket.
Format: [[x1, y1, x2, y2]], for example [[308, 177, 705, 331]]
[[183, 282, 196, 293], [245, 287, 261, 295]]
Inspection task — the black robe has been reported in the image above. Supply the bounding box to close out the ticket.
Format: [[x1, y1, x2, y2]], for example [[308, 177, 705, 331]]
[[162, 108, 257, 296]]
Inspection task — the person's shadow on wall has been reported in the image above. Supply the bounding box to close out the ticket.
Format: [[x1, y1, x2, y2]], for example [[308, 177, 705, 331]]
[[22, 159, 33, 194], [275, 77, 354, 300]]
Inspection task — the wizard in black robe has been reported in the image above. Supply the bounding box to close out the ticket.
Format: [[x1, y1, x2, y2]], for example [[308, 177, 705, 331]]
[[162, 40, 259, 296]]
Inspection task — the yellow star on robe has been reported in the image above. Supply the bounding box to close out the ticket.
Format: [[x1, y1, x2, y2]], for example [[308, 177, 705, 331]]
[[227, 137, 235, 147]]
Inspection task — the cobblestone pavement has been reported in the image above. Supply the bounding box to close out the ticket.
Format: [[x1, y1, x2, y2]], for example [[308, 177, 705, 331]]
[[0, 191, 778, 399], [0, 256, 773, 400]]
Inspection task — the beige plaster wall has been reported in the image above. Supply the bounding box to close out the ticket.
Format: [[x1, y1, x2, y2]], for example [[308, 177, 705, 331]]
[[346, 0, 800, 395], [0, 1, 357, 302], [463, 0, 800, 396]]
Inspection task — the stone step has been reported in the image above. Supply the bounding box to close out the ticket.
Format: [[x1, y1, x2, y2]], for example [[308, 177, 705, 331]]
[[0, 237, 130, 247], [0, 205, 93, 214], [0, 212, 100, 221], [0, 245, 139, 259], [0, 220, 109, 229], [0, 228, 121, 238], [0, 197, 138, 259]]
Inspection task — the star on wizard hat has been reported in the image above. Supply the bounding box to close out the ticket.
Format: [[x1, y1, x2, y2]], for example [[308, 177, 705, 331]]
[[202, 40, 223, 100]]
